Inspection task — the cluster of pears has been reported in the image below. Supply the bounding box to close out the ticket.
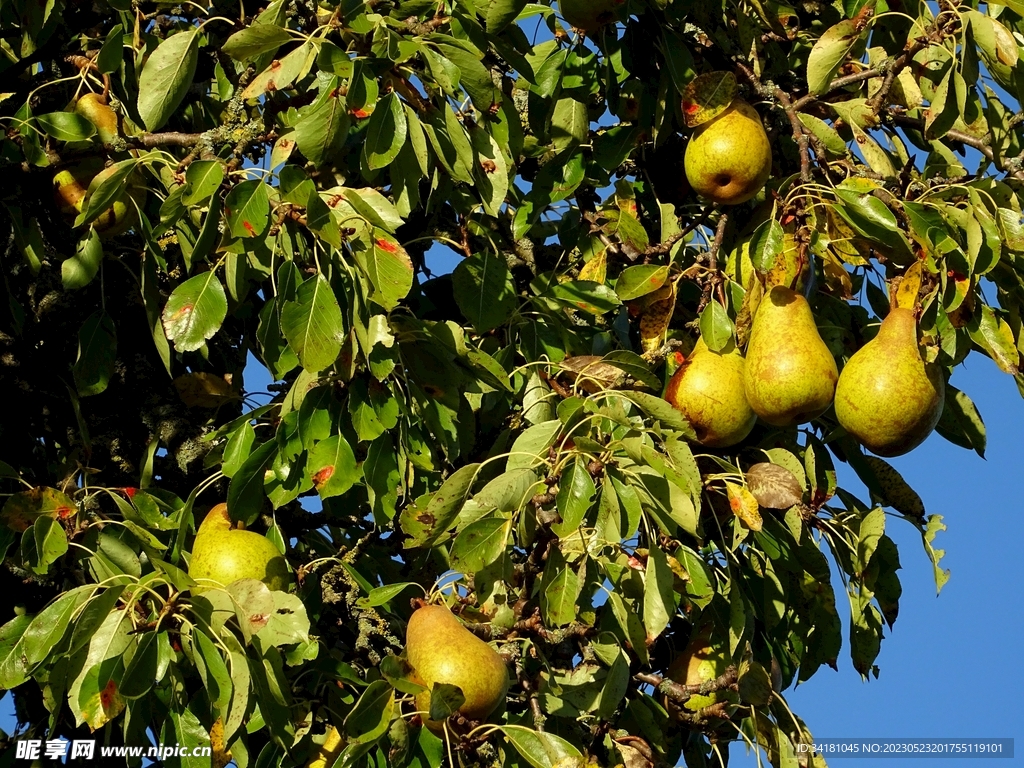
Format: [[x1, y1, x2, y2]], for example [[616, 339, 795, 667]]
[[405, 603, 508, 732], [665, 286, 837, 446], [684, 99, 773, 206], [188, 503, 291, 592], [665, 282, 944, 458], [558, 0, 626, 31]]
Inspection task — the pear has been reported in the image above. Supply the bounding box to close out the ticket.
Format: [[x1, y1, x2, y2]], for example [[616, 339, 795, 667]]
[[664, 337, 756, 448], [744, 286, 838, 427], [406, 604, 508, 731], [75, 93, 120, 145], [558, 0, 625, 32], [188, 503, 291, 592], [684, 100, 772, 206], [664, 623, 738, 721], [835, 308, 944, 457]]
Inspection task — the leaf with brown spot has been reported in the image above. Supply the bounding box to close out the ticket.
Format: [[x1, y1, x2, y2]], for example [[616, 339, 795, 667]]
[[557, 356, 626, 392], [578, 249, 608, 283], [746, 463, 803, 509], [681, 71, 737, 128], [726, 482, 762, 531], [1, 487, 76, 532], [862, 457, 925, 518], [895, 261, 924, 310]]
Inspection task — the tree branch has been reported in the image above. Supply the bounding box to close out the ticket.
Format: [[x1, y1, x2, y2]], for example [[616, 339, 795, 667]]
[[127, 132, 204, 148], [889, 113, 1024, 181], [634, 666, 739, 704]]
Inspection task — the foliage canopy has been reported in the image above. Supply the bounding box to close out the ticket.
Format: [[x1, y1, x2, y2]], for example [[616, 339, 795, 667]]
[[1, 0, 1023, 766]]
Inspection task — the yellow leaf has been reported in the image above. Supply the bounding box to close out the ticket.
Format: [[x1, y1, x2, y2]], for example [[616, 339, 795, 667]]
[[895, 261, 924, 310], [726, 482, 763, 531], [578, 249, 608, 283], [210, 718, 232, 768], [639, 282, 676, 354]]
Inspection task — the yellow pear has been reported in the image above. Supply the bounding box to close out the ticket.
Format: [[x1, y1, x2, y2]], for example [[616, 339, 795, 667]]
[[684, 100, 772, 206], [406, 604, 508, 732], [744, 286, 838, 427], [664, 337, 756, 448], [835, 308, 944, 457], [664, 623, 738, 720], [75, 93, 120, 145], [558, 0, 625, 31], [188, 503, 291, 592]]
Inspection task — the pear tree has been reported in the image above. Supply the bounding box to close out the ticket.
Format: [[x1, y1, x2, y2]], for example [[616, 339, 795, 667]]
[[0, 1, 1022, 767]]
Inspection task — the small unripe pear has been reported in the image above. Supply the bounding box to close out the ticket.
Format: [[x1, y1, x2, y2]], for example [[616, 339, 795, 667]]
[[684, 100, 772, 206], [744, 286, 838, 427], [835, 308, 944, 457], [188, 503, 290, 592], [558, 0, 626, 31], [406, 604, 508, 732], [664, 337, 756, 448]]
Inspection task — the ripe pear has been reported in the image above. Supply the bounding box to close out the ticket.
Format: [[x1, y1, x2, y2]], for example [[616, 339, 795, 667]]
[[558, 0, 625, 31], [744, 285, 838, 427], [188, 503, 290, 592], [664, 337, 756, 448], [684, 100, 772, 206], [664, 623, 738, 720], [406, 604, 508, 731], [75, 93, 120, 145], [834, 308, 944, 457]]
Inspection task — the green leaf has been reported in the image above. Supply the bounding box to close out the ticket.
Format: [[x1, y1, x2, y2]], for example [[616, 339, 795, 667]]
[[751, 218, 784, 273], [363, 582, 418, 607], [227, 441, 277, 525], [222, 24, 291, 61], [294, 84, 349, 165], [225, 179, 270, 238], [452, 253, 517, 333], [643, 545, 675, 643], [921, 514, 949, 594], [161, 271, 229, 353], [806, 20, 862, 95], [280, 273, 345, 372], [363, 91, 408, 170], [617, 391, 698, 439], [545, 280, 621, 315], [404, 463, 480, 546], [345, 680, 394, 744], [506, 420, 561, 471], [138, 29, 200, 131], [427, 682, 465, 723], [451, 516, 510, 573], [120, 632, 159, 698], [307, 435, 359, 499], [698, 301, 734, 352], [543, 562, 581, 627], [935, 383, 986, 457], [484, 0, 528, 33], [502, 726, 583, 768], [77, 158, 138, 227], [73, 311, 117, 397], [615, 265, 670, 301], [968, 305, 1019, 374], [356, 232, 414, 310], [183, 160, 224, 205], [63, 228, 103, 290], [552, 457, 596, 536], [27, 515, 68, 574], [36, 112, 96, 142], [241, 42, 313, 100], [551, 97, 588, 151], [222, 421, 256, 478], [0, 615, 36, 689]]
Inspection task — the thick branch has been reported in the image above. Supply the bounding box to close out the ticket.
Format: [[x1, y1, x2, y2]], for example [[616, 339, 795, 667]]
[[127, 132, 204, 148]]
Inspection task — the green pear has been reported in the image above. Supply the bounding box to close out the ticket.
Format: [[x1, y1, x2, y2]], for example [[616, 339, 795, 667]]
[[744, 286, 838, 427], [835, 308, 944, 457], [664, 337, 756, 448], [558, 0, 625, 32], [684, 100, 772, 206], [664, 623, 738, 720], [406, 604, 508, 731], [188, 503, 291, 592]]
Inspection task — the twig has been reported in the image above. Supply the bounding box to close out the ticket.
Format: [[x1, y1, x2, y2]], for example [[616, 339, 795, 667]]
[[708, 213, 728, 276], [642, 209, 711, 259], [889, 113, 1024, 181], [634, 666, 739, 704], [127, 132, 204, 148]]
